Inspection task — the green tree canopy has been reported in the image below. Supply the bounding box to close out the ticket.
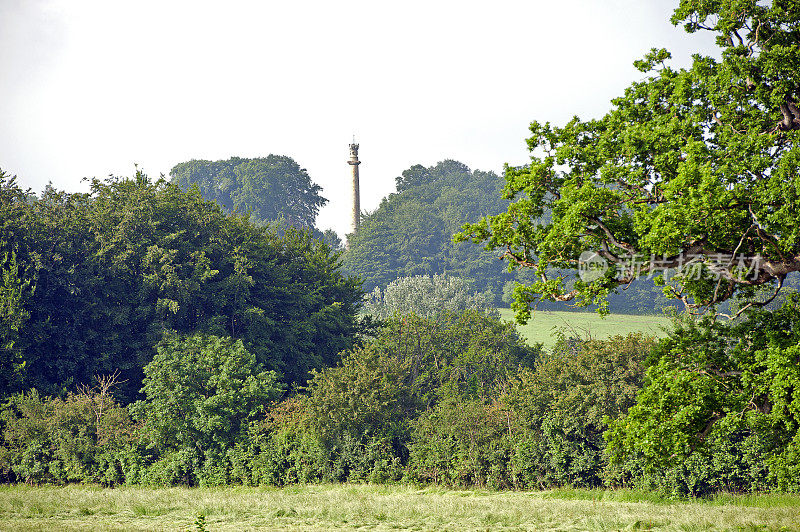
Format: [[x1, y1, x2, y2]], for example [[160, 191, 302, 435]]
[[368, 310, 541, 408], [0, 170, 361, 401], [342, 160, 513, 300], [458, 0, 800, 319], [131, 334, 284, 485], [606, 296, 800, 493], [170, 155, 327, 230], [362, 274, 498, 320]]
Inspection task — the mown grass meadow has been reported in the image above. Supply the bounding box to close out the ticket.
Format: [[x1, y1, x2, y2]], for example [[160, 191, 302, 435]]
[[0, 484, 797, 531], [498, 308, 673, 349]]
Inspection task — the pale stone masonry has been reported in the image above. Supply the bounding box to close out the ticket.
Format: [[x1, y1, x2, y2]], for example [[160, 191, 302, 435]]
[[348, 141, 361, 235]]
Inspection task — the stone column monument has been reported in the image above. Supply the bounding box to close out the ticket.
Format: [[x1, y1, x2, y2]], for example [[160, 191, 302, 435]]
[[348, 141, 361, 236]]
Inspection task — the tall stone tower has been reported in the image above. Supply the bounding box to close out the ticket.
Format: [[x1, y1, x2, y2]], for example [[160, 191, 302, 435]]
[[348, 140, 361, 235]]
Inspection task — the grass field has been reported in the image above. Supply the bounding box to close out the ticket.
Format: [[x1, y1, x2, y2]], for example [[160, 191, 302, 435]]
[[0, 484, 797, 531], [498, 308, 673, 349]]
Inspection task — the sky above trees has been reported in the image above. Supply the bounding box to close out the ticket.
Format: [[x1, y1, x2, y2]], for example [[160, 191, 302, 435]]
[[0, 0, 716, 236]]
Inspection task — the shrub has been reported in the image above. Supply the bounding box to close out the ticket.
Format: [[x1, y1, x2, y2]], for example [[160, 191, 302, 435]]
[[306, 344, 419, 445], [409, 398, 512, 489], [130, 333, 284, 486], [0, 374, 138, 485], [606, 298, 800, 495], [303, 344, 417, 481], [371, 310, 540, 408], [230, 397, 328, 486], [504, 333, 654, 488], [362, 274, 498, 320]]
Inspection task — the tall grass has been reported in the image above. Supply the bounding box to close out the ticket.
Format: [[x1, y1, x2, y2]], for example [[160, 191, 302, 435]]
[[0, 484, 797, 531]]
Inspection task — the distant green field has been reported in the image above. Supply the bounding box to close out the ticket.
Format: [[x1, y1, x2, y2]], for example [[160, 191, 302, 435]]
[[498, 308, 673, 349], [0, 484, 797, 531]]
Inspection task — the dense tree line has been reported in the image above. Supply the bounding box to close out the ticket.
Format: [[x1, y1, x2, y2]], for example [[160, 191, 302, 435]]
[[0, 309, 539, 486], [1, 0, 797, 498], [342, 159, 682, 313], [342, 160, 513, 300], [6, 302, 797, 495], [1, 264, 798, 495], [0, 170, 361, 401]]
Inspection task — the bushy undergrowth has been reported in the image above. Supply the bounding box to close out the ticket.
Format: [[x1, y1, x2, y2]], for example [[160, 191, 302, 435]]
[[606, 298, 800, 496], [1, 304, 798, 497], [0, 376, 137, 485]]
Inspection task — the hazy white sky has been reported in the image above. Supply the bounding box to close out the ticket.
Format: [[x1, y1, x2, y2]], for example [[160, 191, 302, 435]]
[[0, 0, 717, 236]]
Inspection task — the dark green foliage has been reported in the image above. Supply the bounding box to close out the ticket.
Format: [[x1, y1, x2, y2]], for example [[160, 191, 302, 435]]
[[306, 344, 419, 446], [409, 399, 513, 489], [305, 345, 417, 483], [0, 250, 30, 397], [342, 160, 513, 301], [405, 333, 653, 489], [319, 432, 406, 484], [130, 334, 284, 486], [505, 334, 653, 488], [306, 310, 534, 489], [250, 310, 538, 487], [370, 310, 540, 408], [170, 155, 327, 230], [297, 310, 535, 483], [229, 397, 328, 486], [0, 378, 138, 485], [0, 308, 794, 494], [606, 297, 800, 495], [0, 171, 361, 400], [231, 394, 407, 486], [0, 173, 33, 396], [606, 426, 772, 497], [458, 0, 800, 318], [321, 228, 344, 252]]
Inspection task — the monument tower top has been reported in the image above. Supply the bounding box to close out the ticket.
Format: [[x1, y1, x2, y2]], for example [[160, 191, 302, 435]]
[[348, 140, 361, 238], [348, 140, 360, 163]]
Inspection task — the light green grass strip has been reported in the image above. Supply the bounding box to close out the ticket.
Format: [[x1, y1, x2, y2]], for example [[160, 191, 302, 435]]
[[498, 308, 673, 349], [0, 484, 797, 531]]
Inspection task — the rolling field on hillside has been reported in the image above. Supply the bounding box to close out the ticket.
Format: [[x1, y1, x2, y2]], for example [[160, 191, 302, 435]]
[[498, 309, 673, 349], [0, 484, 797, 531]]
